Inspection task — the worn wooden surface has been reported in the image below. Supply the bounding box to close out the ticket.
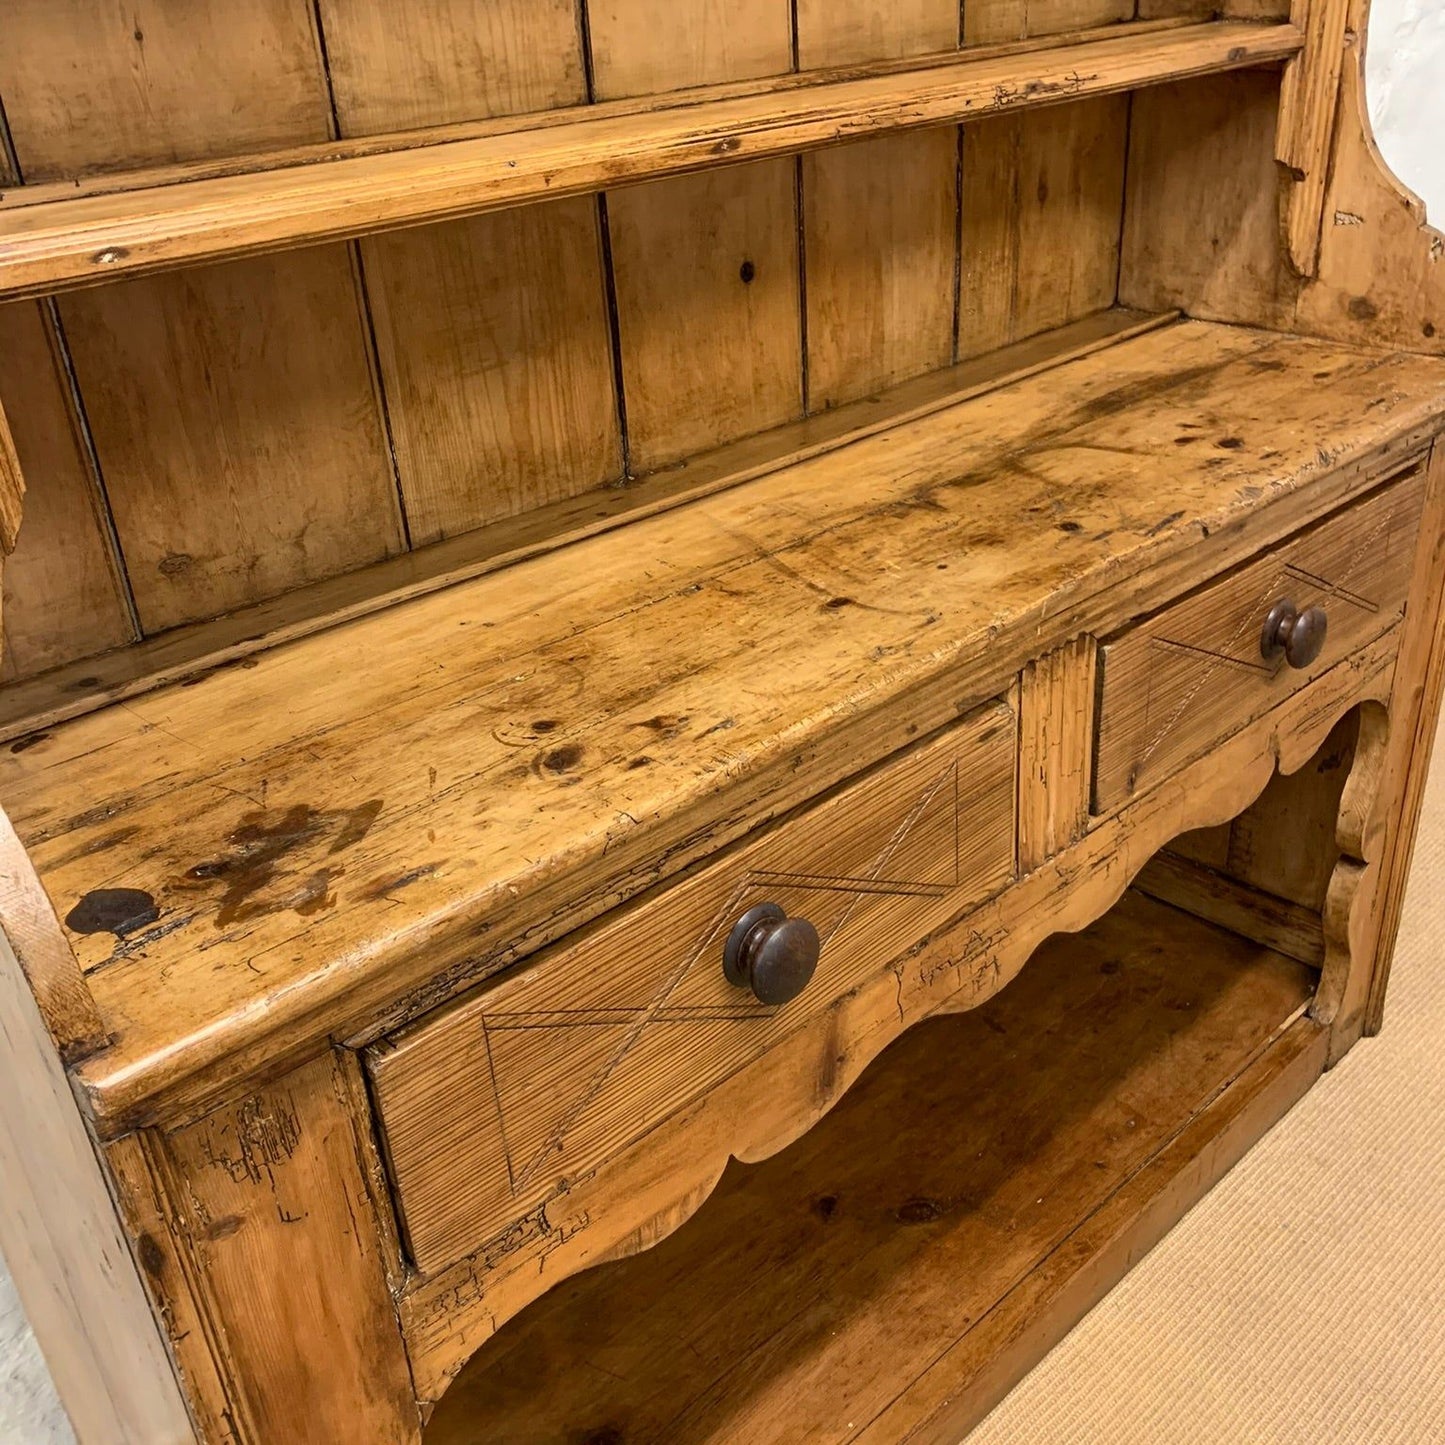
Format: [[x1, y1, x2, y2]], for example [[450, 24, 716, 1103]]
[[1018, 635, 1098, 872], [0, 23, 1301, 300], [423, 889, 1318, 1443], [156, 1051, 418, 1443], [797, 0, 959, 408], [322, 0, 623, 549], [0, 307, 1170, 740], [1095, 465, 1425, 811], [0, 925, 192, 1444], [401, 630, 1394, 1395], [373, 700, 1016, 1274], [0, 300, 134, 680], [1, 321, 1441, 1134]]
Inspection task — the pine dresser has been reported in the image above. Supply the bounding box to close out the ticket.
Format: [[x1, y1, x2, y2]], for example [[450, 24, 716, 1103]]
[[2, 1, 1444, 1440]]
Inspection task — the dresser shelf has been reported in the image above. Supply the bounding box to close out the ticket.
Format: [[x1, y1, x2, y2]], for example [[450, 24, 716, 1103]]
[[0, 19, 1299, 300]]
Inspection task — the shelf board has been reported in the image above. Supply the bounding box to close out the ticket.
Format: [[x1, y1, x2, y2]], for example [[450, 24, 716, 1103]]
[[423, 890, 1323, 1443], [0, 20, 1300, 299]]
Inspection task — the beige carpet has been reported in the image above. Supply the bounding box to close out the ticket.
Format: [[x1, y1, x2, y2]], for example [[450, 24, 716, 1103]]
[[968, 713, 1445, 1445]]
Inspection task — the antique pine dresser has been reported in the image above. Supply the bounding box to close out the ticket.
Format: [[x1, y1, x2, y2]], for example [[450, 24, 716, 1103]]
[[2, 0, 1445, 1441]]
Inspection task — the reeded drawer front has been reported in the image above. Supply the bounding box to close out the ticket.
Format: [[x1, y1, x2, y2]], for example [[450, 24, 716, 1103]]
[[1094, 464, 1427, 814], [369, 699, 1017, 1275]]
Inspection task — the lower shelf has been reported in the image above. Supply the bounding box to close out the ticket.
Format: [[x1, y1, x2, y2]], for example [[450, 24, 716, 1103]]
[[424, 890, 1326, 1443]]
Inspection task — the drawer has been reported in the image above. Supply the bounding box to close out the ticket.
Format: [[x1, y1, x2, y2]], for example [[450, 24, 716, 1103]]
[[1094, 465, 1427, 814], [368, 699, 1017, 1275]]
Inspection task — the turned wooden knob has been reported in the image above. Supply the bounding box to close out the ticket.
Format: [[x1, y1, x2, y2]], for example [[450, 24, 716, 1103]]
[[723, 902, 820, 1006], [1260, 598, 1328, 670]]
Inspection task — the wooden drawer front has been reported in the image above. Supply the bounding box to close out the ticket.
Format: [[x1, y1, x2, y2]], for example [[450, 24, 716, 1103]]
[[1094, 465, 1427, 813], [369, 701, 1016, 1275]]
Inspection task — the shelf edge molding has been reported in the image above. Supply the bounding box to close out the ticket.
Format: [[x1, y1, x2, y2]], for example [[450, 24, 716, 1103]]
[[0, 21, 1301, 300]]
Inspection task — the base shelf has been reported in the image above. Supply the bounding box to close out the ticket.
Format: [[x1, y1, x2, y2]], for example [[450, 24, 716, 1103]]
[[425, 890, 1322, 1443]]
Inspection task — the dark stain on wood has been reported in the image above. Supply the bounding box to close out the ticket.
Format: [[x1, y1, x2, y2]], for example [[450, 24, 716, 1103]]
[[65, 887, 160, 938], [8, 730, 51, 754], [136, 1233, 166, 1278], [1216, 436, 1246, 450], [181, 801, 383, 927], [540, 744, 586, 775], [1348, 295, 1379, 322], [896, 1197, 944, 1225]]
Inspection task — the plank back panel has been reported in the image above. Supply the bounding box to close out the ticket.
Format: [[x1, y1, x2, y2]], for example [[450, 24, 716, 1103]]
[[796, 1, 961, 407], [1119, 71, 1295, 325], [0, 0, 403, 635], [959, 0, 1132, 358], [320, 0, 623, 547], [595, 1, 802, 471], [0, 300, 133, 679]]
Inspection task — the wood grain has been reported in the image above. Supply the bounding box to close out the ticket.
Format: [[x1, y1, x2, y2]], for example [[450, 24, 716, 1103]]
[[0, 300, 134, 679], [1018, 635, 1098, 872], [1276, 0, 1351, 276], [1135, 850, 1326, 965], [958, 97, 1130, 357], [0, 0, 334, 179], [421, 891, 1319, 1440], [57, 254, 404, 633], [372, 699, 1016, 1274], [1095, 465, 1426, 811], [316, 0, 588, 132], [321, 0, 622, 546], [797, 1, 960, 407], [1120, 71, 1296, 325], [2, 322, 1441, 1135], [586, 0, 793, 98], [1, 0, 402, 636], [0, 307, 1172, 737], [402, 629, 1393, 1393], [0, 926, 192, 1444], [158, 1052, 418, 1442], [0, 24, 1304, 300], [597, 2, 800, 469]]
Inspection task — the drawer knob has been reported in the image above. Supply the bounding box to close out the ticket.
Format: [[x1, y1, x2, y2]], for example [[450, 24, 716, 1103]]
[[1260, 598, 1328, 670], [723, 902, 820, 1006]]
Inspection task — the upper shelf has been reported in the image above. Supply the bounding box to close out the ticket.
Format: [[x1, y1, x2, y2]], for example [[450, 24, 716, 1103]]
[[0, 19, 1300, 300]]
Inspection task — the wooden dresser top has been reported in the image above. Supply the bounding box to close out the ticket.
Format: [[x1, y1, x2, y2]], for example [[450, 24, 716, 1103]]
[[6, 318, 1443, 1130]]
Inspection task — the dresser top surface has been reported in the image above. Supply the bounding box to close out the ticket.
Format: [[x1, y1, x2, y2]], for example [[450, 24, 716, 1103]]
[[7, 319, 1443, 1128]]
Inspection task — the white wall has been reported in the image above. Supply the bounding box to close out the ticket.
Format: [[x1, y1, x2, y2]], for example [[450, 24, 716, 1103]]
[[1, 15, 1443, 1445], [1368, 0, 1445, 219]]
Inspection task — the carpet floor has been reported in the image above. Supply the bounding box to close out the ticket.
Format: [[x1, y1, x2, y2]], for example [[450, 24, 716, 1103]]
[[966, 712, 1445, 1444]]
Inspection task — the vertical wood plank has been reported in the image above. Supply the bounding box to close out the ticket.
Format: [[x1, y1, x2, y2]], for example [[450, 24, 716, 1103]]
[[0, 0, 335, 175], [0, 924, 192, 1444], [959, 97, 1130, 358], [1119, 73, 1296, 326], [594, 0, 801, 471], [56, 256, 404, 634], [963, 0, 1132, 47], [161, 1052, 419, 1443], [317, 0, 587, 132], [318, 0, 623, 546], [0, 0, 403, 635], [1363, 440, 1445, 1037], [1276, 0, 1352, 277], [796, 3, 959, 408], [0, 301, 135, 679], [1018, 637, 1098, 873], [587, 0, 792, 96]]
